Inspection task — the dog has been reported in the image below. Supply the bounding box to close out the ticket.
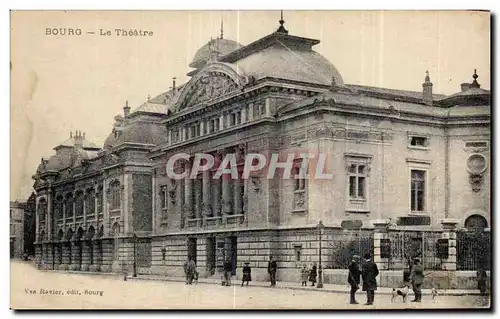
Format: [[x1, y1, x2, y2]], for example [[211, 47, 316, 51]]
[[391, 285, 410, 303], [431, 288, 438, 302]]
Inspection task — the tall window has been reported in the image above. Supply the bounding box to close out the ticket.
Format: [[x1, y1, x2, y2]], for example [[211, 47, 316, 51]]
[[55, 196, 63, 220], [172, 129, 179, 143], [110, 181, 121, 210], [160, 185, 168, 210], [410, 170, 426, 212], [75, 191, 84, 216], [96, 186, 103, 214], [348, 164, 366, 199], [38, 198, 47, 222], [292, 159, 307, 210], [65, 194, 73, 217], [86, 189, 95, 215]]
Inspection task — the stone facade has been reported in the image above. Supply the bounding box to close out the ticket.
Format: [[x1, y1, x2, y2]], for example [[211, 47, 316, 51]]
[[30, 21, 490, 287]]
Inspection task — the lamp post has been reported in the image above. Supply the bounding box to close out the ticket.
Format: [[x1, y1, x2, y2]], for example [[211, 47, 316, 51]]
[[317, 220, 324, 288], [133, 233, 137, 277]]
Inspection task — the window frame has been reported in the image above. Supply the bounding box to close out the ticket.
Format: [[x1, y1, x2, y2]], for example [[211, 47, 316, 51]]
[[407, 132, 430, 150], [406, 159, 431, 215], [344, 154, 372, 213]]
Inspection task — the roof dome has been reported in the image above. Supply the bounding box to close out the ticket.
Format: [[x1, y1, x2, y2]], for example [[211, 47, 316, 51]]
[[189, 38, 243, 68], [234, 44, 344, 86]]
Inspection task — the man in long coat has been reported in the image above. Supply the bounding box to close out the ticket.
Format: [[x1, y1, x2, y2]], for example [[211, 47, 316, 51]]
[[348, 255, 361, 304], [361, 253, 379, 305], [183, 256, 196, 285], [268, 256, 277, 287], [409, 257, 424, 302], [223, 258, 233, 286]]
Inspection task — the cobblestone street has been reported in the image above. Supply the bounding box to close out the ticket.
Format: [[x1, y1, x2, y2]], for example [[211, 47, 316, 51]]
[[10, 261, 490, 310]]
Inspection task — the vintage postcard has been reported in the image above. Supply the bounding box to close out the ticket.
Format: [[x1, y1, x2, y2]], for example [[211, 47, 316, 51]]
[[9, 10, 491, 310]]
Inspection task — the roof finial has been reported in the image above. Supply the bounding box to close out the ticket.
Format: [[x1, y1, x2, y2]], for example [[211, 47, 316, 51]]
[[147, 94, 151, 101], [172, 77, 177, 91], [470, 69, 480, 88], [70, 131, 72, 138], [425, 70, 430, 82], [276, 9, 288, 34], [220, 14, 224, 40]]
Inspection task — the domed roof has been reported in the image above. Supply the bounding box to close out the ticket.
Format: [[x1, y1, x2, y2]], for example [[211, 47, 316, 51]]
[[233, 44, 344, 86], [189, 38, 243, 68], [103, 121, 167, 149]]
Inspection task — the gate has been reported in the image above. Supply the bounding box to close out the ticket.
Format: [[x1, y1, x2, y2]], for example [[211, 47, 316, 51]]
[[387, 230, 442, 270], [457, 229, 491, 271], [328, 230, 373, 269], [136, 238, 152, 268]]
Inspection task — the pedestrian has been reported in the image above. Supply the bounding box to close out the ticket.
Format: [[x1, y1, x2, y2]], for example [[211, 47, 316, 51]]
[[348, 255, 361, 304], [183, 256, 196, 285], [361, 253, 379, 305], [309, 263, 317, 286], [300, 264, 309, 286], [409, 257, 424, 302], [477, 268, 487, 295], [268, 256, 277, 287], [223, 258, 232, 286], [241, 262, 252, 287]]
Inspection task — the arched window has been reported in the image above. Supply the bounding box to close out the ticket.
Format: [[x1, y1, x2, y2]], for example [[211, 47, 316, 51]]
[[109, 181, 121, 210], [65, 193, 73, 218], [38, 198, 47, 223], [465, 214, 488, 230], [75, 191, 84, 217], [86, 189, 95, 215]]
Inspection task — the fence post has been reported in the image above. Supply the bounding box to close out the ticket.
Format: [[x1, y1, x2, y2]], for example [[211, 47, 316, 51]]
[[372, 219, 390, 270], [440, 218, 459, 271]]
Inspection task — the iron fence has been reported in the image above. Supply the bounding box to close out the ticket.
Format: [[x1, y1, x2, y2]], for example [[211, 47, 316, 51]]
[[327, 230, 374, 269], [457, 229, 491, 271], [386, 230, 443, 271]]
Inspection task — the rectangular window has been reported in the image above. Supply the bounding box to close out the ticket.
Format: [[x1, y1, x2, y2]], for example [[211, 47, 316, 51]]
[[348, 164, 366, 199], [465, 141, 488, 148], [410, 170, 426, 212], [410, 136, 427, 147], [160, 186, 168, 210], [229, 113, 236, 126], [172, 129, 179, 143], [294, 245, 302, 262]]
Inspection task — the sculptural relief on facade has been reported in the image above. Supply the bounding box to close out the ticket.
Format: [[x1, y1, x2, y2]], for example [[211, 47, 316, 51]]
[[179, 72, 239, 110]]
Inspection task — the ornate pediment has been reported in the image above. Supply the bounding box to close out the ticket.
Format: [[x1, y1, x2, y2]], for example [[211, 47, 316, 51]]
[[179, 72, 238, 110], [175, 63, 249, 112]]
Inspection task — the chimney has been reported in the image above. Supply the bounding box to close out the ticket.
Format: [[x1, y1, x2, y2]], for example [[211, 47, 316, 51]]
[[460, 83, 471, 92], [422, 70, 433, 106], [73, 130, 83, 149], [123, 100, 130, 118], [172, 77, 176, 92]]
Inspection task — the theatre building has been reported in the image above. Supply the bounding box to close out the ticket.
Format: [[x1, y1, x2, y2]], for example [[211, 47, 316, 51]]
[[32, 18, 490, 284]]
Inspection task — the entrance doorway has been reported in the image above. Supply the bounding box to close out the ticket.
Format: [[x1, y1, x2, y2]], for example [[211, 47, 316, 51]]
[[187, 238, 197, 264], [206, 237, 216, 276]]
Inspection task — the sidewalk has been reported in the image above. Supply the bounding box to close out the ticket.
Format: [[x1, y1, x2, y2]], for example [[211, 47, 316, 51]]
[[126, 273, 484, 297]]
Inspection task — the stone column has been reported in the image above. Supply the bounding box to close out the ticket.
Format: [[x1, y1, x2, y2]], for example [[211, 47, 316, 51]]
[[222, 172, 232, 216], [200, 121, 205, 137], [372, 219, 390, 270], [219, 114, 224, 130], [265, 98, 271, 117], [241, 107, 247, 123], [440, 218, 459, 271], [248, 103, 254, 121], [168, 129, 172, 144], [233, 177, 241, 215], [194, 176, 202, 226], [212, 171, 221, 219], [202, 170, 211, 218], [184, 159, 193, 219]]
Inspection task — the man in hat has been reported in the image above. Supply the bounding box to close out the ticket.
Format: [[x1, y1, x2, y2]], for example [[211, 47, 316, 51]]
[[268, 256, 278, 287], [361, 253, 379, 305], [409, 257, 424, 302], [241, 262, 252, 287], [348, 255, 361, 304]]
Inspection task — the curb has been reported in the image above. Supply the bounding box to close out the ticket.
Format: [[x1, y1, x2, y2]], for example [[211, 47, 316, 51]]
[[127, 276, 485, 297]]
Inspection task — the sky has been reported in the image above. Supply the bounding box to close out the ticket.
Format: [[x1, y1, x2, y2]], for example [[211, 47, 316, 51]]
[[9, 10, 490, 201]]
